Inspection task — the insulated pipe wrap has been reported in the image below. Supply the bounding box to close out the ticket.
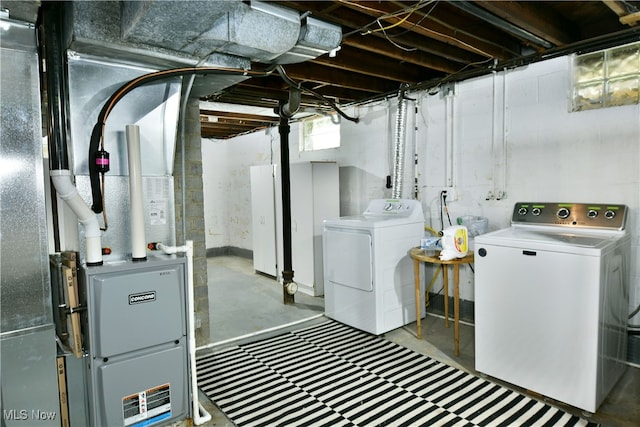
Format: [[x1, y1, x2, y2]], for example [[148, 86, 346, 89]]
[[126, 125, 147, 261], [392, 91, 408, 199]]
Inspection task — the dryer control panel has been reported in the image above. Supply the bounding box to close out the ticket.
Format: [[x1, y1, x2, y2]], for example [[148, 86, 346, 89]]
[[511, 202, 628, 230], [364, 199, 423, 219]]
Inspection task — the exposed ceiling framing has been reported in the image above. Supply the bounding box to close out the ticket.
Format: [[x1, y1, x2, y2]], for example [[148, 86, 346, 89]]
[[199, 0, 639, 139], [3, 0, 637, 139]]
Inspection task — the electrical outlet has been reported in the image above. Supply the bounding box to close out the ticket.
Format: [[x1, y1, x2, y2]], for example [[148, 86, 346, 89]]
[[443, 187, 457, 201]]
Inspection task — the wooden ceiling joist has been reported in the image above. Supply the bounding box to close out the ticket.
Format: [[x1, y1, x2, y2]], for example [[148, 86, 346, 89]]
[[198, 0, 636, 139]]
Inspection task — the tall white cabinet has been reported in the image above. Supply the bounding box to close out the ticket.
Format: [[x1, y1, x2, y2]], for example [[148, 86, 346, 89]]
[[250, 162, 339, 296], [249, 164, 278, 277]]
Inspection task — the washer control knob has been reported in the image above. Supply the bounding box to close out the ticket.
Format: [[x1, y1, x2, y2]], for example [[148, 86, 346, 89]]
[[557, 207, 570, 219], [604, 210, 616, 220], [531, 207, 541, 216], [587, 209, 598, 219], [517, 207, 528, 215]]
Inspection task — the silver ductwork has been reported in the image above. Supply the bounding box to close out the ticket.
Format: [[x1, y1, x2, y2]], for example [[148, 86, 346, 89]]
[[392, 90, 408, 199], [71, 1, 341, 69], [122, 1, 298, 63], [1, 14, 60, 422]]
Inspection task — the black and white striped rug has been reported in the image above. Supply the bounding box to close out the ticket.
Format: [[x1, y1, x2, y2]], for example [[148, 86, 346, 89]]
[[196, 320, 596, 427]]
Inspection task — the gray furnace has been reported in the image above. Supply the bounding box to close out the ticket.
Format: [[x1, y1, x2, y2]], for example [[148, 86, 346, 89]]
[[80, 256, 191, 426]]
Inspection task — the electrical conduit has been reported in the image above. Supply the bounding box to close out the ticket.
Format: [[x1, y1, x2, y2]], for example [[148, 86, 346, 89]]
[[50, 170, 103, 265], [155, 241, 212, 425]]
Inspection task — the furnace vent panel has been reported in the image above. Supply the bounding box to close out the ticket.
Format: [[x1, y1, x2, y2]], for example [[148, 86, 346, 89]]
[[90, 263, 186, 357]]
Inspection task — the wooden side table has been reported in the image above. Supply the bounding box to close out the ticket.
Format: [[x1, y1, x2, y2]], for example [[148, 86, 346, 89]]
[[409, 247, 474, 356]]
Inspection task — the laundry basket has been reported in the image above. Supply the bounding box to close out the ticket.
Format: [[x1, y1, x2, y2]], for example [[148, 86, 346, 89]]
[[457, 215, 488, 237]]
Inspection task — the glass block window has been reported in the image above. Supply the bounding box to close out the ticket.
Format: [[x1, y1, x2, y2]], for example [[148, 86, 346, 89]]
[[299, 114, 340, 151], [572, 41, 640, 111]]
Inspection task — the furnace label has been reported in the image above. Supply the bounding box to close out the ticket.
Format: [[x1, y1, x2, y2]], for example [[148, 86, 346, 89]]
[[123, 383, 171, 426], [128, 291, 156, 305]]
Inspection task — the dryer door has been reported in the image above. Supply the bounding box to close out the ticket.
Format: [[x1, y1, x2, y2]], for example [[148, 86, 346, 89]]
[[324, 228, 372, 291]]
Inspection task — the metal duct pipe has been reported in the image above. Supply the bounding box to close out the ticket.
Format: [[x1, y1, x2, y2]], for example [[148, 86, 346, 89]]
[[392, 89, 408, 199], [126, 125, 147, 261]]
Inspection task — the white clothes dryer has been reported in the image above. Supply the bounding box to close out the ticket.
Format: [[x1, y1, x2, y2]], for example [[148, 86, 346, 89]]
[[323, 199, 425, 335]]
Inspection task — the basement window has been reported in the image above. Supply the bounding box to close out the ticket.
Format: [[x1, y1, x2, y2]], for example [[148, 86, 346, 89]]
[[571, 41, 640, 111], [300, 114, 340, 151]]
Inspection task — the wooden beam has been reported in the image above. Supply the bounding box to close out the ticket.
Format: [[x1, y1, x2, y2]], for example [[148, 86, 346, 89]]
[[336, 0, 508, 59], [342, 36, 464, 75], [311, 45, 427, 82], [477, 1, 577, 46], [199, 110, 278, 123], [275, 1, 486, 65], [602, 0, 630, 17], [225, 79, 365, 103], [281, 62, 398, 93], [620, 11, 640, 26]]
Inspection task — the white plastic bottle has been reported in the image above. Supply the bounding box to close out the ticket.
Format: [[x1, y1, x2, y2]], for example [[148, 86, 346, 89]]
[[439, 225, 468, 260]]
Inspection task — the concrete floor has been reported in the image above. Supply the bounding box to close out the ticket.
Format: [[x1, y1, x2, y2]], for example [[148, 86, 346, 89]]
[[196, 255, 640, 427]]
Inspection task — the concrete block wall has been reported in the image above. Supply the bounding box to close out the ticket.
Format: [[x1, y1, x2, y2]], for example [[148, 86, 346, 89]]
[[174, 97, 210, 346]]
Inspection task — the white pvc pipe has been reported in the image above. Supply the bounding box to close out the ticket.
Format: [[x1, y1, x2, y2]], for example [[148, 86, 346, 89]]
[[198, 313, 325, 350], [126, 125, 147, 261], [50, 169, 103, 265], [156, 241, 211, 425]]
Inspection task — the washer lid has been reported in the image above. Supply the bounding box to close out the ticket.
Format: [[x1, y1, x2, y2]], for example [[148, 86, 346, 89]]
[[475, 226, 622, 255]]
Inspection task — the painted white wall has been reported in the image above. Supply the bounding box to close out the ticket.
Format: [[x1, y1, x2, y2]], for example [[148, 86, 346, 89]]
[[202, 130, 273, 249], [418, 56, 639, 306], [202, 55, 640, 321]]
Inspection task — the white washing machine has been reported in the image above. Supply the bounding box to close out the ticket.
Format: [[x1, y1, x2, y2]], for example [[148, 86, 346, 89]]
[[475, 202, 630, 413], [323, 199, 425, 335]]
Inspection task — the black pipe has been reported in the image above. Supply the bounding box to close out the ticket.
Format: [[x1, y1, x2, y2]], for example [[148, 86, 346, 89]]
[[278, 111, 295, 305], [39, 1, 70, 171], [39, 2, 70, 252]]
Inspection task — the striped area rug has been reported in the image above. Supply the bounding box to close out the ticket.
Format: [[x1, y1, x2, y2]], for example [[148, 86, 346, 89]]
[[196, 320, 596, 427]]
